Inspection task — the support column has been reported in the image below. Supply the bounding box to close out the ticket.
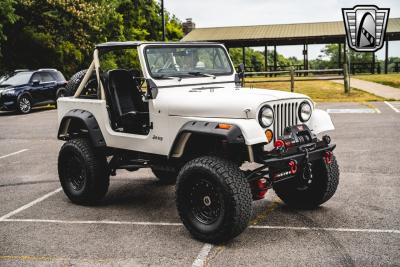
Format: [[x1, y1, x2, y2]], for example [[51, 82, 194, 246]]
[[305, 44, 308, 70], [385, 36, 389, 74], [303, 44, 308, 76], [372, 52, 375, 74], [264, 46, 268, 72], [242, 47, 246, 70], [273, 45, 277, 71], [338, 43, 342, 69]]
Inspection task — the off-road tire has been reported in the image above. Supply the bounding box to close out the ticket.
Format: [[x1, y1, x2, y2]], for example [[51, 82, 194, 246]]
[[17, 95, 32, 114], [58, 138, 109, 205], [273, 155, 339, 209], [151, 168, 178, 184], [176, 156, 252, 243]]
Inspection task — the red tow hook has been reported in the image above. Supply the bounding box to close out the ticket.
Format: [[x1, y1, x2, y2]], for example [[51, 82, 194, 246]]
[[274, 139, 286, 152], [324, 151, 333, 164], [288, 160, 298, 175]]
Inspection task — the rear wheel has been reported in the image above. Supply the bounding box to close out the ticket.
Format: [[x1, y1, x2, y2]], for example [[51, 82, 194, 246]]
[[176, 156, 252, 243], [56, 88, 66, 99], [273, 155, 339, 209], [58, 138, 109, 205]]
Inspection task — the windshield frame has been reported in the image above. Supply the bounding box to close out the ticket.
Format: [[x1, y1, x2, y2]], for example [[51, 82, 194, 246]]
[[143, 44, 234, 80]]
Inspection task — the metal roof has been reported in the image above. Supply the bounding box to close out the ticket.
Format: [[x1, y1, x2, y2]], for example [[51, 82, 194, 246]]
[[181, 18, 400, 46]]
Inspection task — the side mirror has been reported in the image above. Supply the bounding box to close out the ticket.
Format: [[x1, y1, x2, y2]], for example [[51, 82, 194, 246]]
[[237, 63, 245, 86], [145, 79, 158, 100], [32, 80, 40, 86]]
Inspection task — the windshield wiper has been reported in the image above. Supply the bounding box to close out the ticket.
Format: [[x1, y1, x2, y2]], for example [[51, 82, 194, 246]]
[[152, 74, 182, 81], [187, 72, 216, 78]]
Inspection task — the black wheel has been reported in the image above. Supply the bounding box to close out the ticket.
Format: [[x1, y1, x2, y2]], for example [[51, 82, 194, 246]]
[[151, 167, 178, 184], [17, 95, 31, 114], [176, 156, 252, 243], [65, 70, 97, 97], [273, 155, 339, 209], [56, 88, 66, 99], [55, 88, 66, 108], [58, 138, 109, 205]]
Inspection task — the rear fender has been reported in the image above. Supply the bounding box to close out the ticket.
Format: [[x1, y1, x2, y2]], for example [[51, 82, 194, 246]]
[[57, 109, 106, 147]]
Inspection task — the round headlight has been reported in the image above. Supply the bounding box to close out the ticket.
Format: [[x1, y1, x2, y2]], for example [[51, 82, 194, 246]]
[[259, 106, 274, 127], [298, 101, 312, 122]]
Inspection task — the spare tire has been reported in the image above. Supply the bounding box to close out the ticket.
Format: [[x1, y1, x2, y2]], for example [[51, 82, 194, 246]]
[[65, 70, 98, 97]]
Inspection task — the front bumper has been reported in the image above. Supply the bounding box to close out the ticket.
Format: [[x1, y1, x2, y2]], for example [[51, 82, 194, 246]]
[[260, 143, 335, 170], [248, 142, 335, 185], [247, 124, 335, 184], [0, 95, 17, 111]]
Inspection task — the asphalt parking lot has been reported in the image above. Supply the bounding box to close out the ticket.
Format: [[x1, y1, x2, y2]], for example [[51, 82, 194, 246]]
[[0, 102, 399, 267]]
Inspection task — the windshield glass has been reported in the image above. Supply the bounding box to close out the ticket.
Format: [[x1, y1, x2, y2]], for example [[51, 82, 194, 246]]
[[1, 72, 32, 86], [145, 45, 233, 78]]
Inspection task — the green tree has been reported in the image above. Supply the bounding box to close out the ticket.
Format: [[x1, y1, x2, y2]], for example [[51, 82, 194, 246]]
[[228, 47, 302, 72], [0, 0, 183, 77], [0, 0, 17, 42], [310, 44, 377, 73]]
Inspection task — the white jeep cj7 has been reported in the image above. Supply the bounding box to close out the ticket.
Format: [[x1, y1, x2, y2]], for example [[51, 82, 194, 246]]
[[57, 42, 339, 243]]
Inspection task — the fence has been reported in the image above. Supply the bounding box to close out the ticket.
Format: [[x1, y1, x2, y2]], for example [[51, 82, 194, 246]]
[[243, 65, 350, 94]]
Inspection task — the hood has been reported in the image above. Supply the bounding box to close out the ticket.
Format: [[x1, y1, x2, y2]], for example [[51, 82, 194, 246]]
[[0, 83, 26, 91], [157, 84, 310, 119]]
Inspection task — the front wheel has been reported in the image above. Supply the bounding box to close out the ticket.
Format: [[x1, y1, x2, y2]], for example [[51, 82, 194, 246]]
[[17, 95, 31, 114], [58, 138, 109, 205], [176, 156, 252, 243], [273, 155, 339, 209]]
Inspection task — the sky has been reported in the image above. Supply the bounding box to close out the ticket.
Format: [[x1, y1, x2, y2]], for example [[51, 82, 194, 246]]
[[165, 0, 400, 60]]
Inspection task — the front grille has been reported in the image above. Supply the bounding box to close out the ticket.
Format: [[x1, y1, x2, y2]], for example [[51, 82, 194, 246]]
[[272, 101, 299, 140]]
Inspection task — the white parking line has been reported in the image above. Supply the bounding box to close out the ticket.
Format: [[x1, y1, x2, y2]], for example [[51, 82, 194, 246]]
[[2, 218, 182, 226], [250, 225, 400, 234], [1, 218, 399, 235], [192, 243, 213, 267], [384, 101, 400, 113], [0, 149, 29, 160], [326, 108, 378, 114], [0, 188, 62, 221]]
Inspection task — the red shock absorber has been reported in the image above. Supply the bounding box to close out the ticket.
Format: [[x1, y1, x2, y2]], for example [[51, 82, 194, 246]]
[[324, 151, 333, 164], [250, 178, 268, 200]]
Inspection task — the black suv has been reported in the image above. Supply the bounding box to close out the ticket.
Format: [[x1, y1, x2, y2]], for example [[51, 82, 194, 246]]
[[0, 69, 67, 113]]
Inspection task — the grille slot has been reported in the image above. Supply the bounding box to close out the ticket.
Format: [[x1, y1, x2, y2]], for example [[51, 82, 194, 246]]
[[272, 101, 299, 140]]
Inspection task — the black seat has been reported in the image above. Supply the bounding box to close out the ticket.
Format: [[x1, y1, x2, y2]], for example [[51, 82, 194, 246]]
[[107, 69, 149, 134]]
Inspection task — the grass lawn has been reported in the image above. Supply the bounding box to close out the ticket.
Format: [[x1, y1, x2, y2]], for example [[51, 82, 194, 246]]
[[244, 78, 385, 102], [354, 74, 400, 89]]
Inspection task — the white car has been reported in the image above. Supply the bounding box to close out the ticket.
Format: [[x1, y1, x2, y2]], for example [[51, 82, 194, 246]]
[[57, 42, 339, 243]]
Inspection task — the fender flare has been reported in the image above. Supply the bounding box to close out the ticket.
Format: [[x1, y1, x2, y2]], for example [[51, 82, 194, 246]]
[[169, 120, 245, 158], [57, 109, 106, 147]]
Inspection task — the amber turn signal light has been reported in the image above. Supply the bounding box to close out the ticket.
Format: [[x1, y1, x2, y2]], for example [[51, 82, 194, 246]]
[[265, 129, 273, 143], [217, 123, 232, 130]]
